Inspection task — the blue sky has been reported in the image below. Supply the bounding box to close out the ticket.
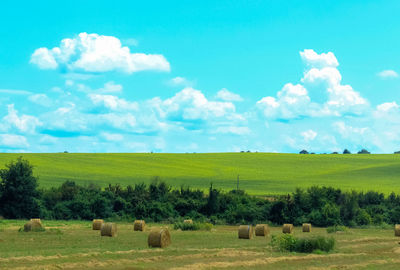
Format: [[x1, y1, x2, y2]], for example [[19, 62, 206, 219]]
[[1, 0, 400, 153]]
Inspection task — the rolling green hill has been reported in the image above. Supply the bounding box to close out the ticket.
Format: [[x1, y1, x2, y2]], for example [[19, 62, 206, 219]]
[[0, 153, 399, 195]]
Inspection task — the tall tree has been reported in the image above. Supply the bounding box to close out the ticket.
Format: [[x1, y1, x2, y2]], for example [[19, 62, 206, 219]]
[[0, 157, 40, 218]]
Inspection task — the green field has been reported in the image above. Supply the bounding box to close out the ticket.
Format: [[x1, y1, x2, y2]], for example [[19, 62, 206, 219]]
[[1, 153, 400, 195], [1, 220, 400, 269]]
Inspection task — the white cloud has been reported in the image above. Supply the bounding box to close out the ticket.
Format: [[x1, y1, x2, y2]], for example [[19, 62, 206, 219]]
[[258, 49, 368, 120], [332, 121, 368, 138], [154, 87, 236, 120], [2, 104, 42, 133], [215, 126, 250, 135], [39, 135, 58, 145], [0, 134, 29, 148], [300, 49, 338, 68], [29, 94, 52, 107], [168, 77, 192, 87], [216, 88, 243, 102], [30, 32, 170, 74], [377, 70, 398, 79], [301, 129, 317, 142], [257, 83, 312, 119], [101, 132, 124, 141], [0, 89, 32, 95], [89, 94, 138, 111], [376, 101, 399, 113], [97, 81, 123, 93]]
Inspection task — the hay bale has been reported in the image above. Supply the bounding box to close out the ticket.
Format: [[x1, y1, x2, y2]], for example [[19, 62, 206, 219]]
[[100, 223, 117, 237], [238, 225, 253, 239], [183, 219, 193, 224], [282, 224, 294, 234], [395, 225, 400, 237], [24, 220, 43, 232], [134, 220, 146, 231], [92, 219, 104, 230], [302, 223, 312, 232], [148, 228, 171, 248], [255, 224, 269, 236]]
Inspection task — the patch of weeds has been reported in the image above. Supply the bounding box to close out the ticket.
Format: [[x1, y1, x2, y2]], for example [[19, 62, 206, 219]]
[[271, 234, 335, 253], [327, 225, 348, 233]]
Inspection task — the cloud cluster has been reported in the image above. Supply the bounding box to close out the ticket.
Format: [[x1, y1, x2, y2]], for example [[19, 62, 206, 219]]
[[257, 49, 368, 120], [30, 33, 170, 74]]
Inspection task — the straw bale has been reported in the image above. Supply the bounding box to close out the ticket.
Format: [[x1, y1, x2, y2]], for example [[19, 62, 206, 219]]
[[282, 224, 294, 234], [134, 220, 146, 231], [238, 225, 253, 239], [100, 223, 117, 237], [255, 224, 269, 236], [395, 224, 400, 237], [92, 219, 104, 230], [148, 228, 171, 248], [302, 223, 312, 232]]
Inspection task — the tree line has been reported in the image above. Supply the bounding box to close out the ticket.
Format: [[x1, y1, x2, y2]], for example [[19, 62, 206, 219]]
[[1, 157, 400, 226]]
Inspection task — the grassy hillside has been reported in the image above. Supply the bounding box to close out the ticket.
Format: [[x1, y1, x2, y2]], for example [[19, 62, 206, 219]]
[[0, 153, 400, 195]]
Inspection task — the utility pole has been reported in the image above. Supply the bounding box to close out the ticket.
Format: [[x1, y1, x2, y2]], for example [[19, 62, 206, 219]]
[[237, 174, 239, 191]]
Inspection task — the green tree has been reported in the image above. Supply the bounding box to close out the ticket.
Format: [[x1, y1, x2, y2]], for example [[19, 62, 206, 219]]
[[0, 157, 40, 218]]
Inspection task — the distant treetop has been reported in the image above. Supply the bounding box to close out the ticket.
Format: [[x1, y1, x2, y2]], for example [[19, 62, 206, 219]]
[[343, 149, 351, 154], [357, 149, 371, 154], [299, 150, 309, 154]]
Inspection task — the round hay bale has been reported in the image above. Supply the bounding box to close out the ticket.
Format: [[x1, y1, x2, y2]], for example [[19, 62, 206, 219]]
[[255, 224, 269, 236], [92, 219, 104, 230], [183, 219, 193, 224], [100, 223, 117, 237], [148, 228, 171, 248], [282, 224, 294, 234], [24, 220, 43, 232], [134, 220, 146, 231], [238, 225, 253, 239], [302, 223, 312, 232], [395, 224, 400, 237]]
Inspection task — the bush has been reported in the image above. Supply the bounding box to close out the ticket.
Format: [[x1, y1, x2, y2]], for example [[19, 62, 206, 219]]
[[326, 225, 347, 233], [199, 222, 213, 231], [271, 234, 335, 253], [174, 222, 200, 231]]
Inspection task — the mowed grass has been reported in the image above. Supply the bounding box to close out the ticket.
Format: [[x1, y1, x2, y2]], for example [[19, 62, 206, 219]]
[[1, 220, 400, 269], [1, 153, 400, 195]]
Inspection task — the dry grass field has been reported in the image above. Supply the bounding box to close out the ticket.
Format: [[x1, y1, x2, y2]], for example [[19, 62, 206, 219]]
[[1, 220, 400, 269]]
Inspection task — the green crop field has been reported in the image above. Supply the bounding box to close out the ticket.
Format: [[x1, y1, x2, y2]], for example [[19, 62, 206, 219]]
[[1, 220, 400, 269], [1, 153, 400, 195]]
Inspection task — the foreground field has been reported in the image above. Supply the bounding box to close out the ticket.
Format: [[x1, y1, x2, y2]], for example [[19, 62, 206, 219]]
[[1, 153, 400, 195], [0, 220, 400, 269]]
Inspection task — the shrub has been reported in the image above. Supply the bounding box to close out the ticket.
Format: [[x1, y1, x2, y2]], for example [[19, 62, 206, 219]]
[[271, 234, 335, 253], [174, 222, 200, 231], [326, 225, 347, 233], [174, 221, 212, 231], [199, 222, 213, 231]]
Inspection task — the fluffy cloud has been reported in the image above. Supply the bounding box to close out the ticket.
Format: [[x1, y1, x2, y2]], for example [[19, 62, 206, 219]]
[[258, 49, 368, 120], [377, 70, 398, 79], [215, 126, 250, 135], [0, 134, 29, 148], [29, 94, 52, 107], [30, 32, 170, 74], [89, 94, 138, 111], [2, 104, 42, 133], [216, 88, 243, 102], [154, 87, 236, 120], [301, 129, 317, 142], [168, 77, 192, 87], [300, 49, 338, 68]]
